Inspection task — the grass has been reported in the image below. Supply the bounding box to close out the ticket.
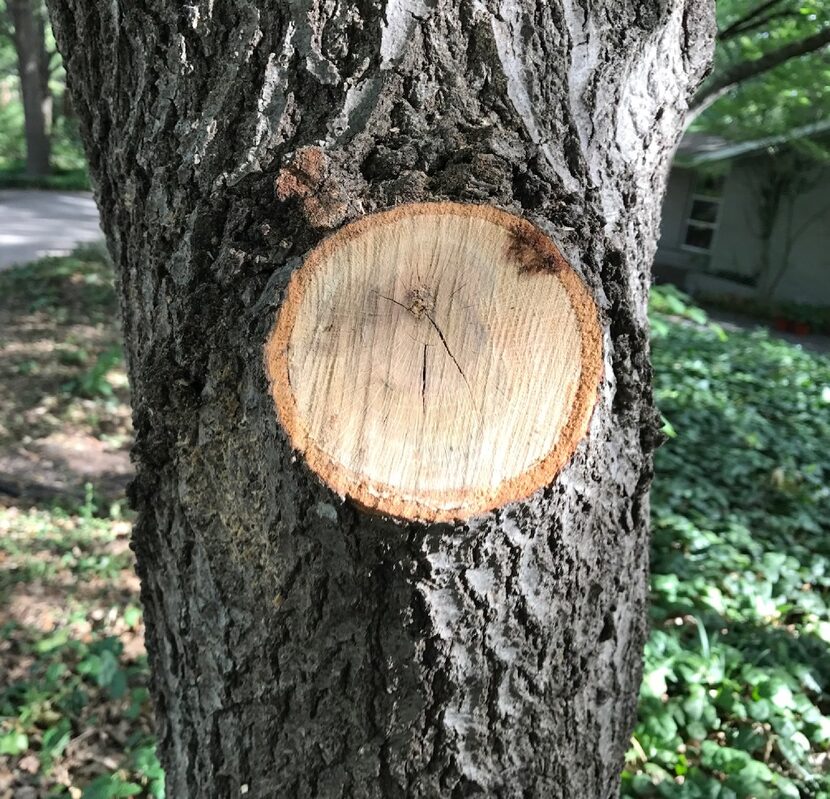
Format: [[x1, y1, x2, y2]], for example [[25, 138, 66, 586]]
[[0, 259, 828, 797], [0, 245, 130, 460], [0, 250, 153, 798], [0, 167, 91, 192], [0, 498, 160, 799]]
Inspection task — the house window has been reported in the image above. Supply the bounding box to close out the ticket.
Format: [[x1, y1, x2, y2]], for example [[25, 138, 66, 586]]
[[682, 173, 724, 254]]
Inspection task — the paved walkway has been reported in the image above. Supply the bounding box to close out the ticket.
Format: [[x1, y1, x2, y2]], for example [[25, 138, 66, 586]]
[[0, 189, 102, 270], [706, 307, 830, 356]]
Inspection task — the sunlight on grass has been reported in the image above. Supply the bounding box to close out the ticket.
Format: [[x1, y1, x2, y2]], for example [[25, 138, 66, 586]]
[[0, 493, 161, 798]]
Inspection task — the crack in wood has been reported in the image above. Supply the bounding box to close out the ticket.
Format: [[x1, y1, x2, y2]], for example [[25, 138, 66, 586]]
[[374, 290, 475, 404], [421, 344, 427, 412], [424, 311, 468, 386]]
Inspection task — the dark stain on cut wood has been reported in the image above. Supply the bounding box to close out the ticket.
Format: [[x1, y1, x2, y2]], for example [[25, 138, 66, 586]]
[[507, 224, 566, 275]]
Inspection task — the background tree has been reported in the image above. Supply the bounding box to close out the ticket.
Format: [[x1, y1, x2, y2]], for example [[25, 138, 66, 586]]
[[5, 0, 51, 176], [0, 0, 87, 183], [48, 1, 715, 797], [0, 8, 16, 98]]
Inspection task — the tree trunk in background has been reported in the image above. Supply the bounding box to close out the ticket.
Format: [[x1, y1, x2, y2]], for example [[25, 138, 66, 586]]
[[8, 0, 51, 176], [48, 2, 714, 796]]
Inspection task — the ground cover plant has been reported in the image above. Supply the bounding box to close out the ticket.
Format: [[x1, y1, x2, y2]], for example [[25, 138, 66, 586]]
[[0, 250, 154, 798], [625, 286, 830, 798], [0, 257, 828, 797]]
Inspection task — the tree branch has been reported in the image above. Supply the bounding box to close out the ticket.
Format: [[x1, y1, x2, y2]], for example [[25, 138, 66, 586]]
[[718, 0, 788, 41], [690, 26, 830, 115], [719, 10, 802, 42]]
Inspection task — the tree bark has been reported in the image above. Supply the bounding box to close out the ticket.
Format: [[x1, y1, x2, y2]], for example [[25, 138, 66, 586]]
[[8, 0, 51, 176], [47, 2, 714, 797]]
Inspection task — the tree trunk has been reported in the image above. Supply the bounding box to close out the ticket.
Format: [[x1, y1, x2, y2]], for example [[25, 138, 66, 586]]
[[8, 0, 51, 176], [48, 2, 714, 797]]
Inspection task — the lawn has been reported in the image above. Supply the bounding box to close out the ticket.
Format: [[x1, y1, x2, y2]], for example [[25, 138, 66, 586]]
[[0, 255, 828, 798]]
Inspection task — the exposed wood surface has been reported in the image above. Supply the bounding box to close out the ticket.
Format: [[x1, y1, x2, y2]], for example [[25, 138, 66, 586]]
[[267, 203, 602, 521]]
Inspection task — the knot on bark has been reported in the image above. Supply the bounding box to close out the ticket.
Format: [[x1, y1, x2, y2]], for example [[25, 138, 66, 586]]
[[275, 146, 349, 230], [404, 287, 434, 319]]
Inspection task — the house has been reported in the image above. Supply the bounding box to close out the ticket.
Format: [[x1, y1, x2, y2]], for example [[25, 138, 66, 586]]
[[655, 121, 830, 309]]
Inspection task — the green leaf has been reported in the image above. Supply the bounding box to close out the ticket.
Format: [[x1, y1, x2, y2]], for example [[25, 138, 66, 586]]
[[81, 776, 142, 799], [40, 719, 71, 771], [0, 730, 28, 755], [123, 605, 142, 629]]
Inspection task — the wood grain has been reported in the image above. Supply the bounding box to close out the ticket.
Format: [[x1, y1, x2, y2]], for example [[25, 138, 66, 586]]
[[266, 203, 602, 521]]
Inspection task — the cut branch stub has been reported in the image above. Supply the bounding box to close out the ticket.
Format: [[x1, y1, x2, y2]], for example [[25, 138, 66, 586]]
[[265, 202, 603, 522]]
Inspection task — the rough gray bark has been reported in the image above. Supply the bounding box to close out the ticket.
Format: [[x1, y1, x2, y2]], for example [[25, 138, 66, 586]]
[[8, 0, 51, 176], [48, 2, 714, 797]]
